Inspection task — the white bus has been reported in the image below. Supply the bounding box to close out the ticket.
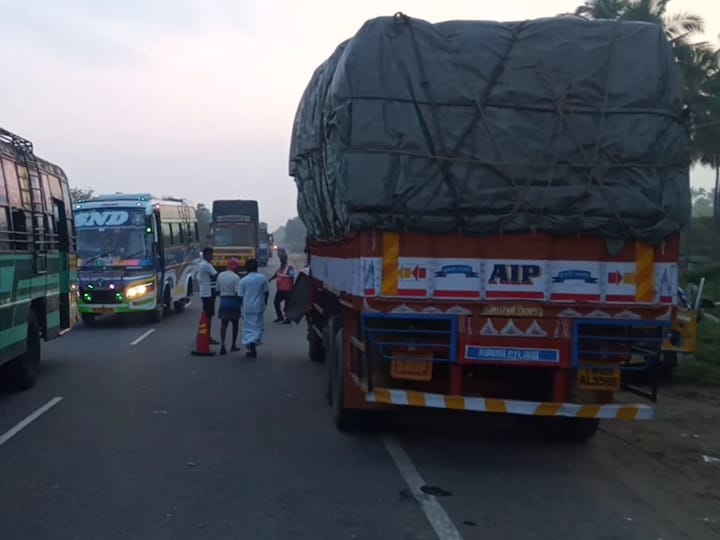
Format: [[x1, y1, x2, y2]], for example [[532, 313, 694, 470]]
[[74, 193, 200, 324]]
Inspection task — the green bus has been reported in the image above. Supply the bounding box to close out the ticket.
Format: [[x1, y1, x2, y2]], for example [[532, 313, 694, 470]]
[[0, 128, 77, 390]]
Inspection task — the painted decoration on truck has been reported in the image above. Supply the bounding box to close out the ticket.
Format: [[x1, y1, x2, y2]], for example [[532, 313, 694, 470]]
[[656, 263, 678, 305], [361, 257, 382, 297], [432, 258, 481, 299], [485, 259, 546, 300], [397, 257, 432, 298], [549, 261, 602, 302], [605, 263, 637, 303]]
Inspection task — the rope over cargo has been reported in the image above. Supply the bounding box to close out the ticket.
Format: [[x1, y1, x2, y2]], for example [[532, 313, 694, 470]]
[[289, 15, 691, 245]]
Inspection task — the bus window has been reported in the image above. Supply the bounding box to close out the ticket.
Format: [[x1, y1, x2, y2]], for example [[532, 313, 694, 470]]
[[194, 222, 199, 242], [61, 179, 71, 211], [48, 174, 62, 199], [2, 159, 22, 207], [16, 165, 31, 210], [41, 173, 52, 209], [162, 222, 172, 246], [178, 223, 185, 244], [11, 208, 30, 251], [0, 207, 10, 251], [0, 160, 6, 204]]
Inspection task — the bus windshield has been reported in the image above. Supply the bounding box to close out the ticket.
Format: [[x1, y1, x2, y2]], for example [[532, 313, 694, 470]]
[[75, 209, 153, 266], [214, 223, 255, 247]]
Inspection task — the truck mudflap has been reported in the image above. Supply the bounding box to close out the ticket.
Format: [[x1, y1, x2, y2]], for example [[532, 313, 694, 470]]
[[351, 376, 655, 420]]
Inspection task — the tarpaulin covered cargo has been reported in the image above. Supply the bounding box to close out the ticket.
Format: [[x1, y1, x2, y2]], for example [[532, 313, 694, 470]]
[[289, 13, 691, 245]]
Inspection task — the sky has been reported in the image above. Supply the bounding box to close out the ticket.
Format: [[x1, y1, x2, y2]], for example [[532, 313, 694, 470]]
[[0, 0, 719, 231]]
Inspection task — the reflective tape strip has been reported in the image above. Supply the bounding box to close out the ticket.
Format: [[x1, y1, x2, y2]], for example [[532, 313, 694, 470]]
[[363, 386, 654, 420], [635, 242, 655, 303], [312, 302, 324, 314], [382, 232, 399, 296]]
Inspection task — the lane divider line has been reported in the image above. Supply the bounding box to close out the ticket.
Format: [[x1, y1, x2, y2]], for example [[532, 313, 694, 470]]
[[130, 329, 156, 346], [0, 396, 64, 448], [381, 435, 465, 540]]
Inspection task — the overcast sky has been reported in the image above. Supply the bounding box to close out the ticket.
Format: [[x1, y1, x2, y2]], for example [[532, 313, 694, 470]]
[[1, 0, 718, 230]]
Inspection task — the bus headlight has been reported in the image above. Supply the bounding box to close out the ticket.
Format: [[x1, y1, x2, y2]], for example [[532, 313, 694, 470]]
[[126, 282, 155, 299]]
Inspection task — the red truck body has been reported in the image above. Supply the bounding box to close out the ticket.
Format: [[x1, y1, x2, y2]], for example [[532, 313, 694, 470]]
[[304, 230, 679, 440]]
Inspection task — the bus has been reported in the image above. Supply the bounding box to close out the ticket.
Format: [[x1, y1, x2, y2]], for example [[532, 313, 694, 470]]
[[0, 127, 77, 390], [74, 194, 200, 324]]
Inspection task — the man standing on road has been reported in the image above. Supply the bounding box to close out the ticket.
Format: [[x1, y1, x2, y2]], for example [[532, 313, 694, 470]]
[[198, 247, 219, 344], [239, 259, 269, 358], [269, 248, 295, 324], [216, 258, 243, 355]]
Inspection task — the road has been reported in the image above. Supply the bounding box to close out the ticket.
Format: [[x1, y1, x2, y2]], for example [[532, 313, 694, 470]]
[[1, 277, 718, 539]]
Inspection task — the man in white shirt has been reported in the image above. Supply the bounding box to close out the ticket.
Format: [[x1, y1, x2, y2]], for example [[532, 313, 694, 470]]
[[239, 259, 269, 358], [216, 258, 243, 355], [197, 247, 219, 344]]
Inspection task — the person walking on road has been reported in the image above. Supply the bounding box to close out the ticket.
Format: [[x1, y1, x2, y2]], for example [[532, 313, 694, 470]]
[[269, 248, 295, 324], [239, 259, 269, 358], [198, 247, 219, 344], [216, 258, 243, 355]]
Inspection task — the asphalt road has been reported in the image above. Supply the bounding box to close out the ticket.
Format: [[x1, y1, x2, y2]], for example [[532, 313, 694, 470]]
[[1, 277, 717, 539]]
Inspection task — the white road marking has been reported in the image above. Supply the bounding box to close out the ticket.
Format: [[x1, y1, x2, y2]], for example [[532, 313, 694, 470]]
[[0, 397, 64, 448], [130, 329, 156, 346], [381, 435, 465, 540]]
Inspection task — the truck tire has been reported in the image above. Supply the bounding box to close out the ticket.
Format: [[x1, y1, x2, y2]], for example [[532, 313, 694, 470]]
[[522, 416, 599, 443], [324, 325, 336, 405], [549, 417, 600, 443], [330, 328, 372, 431], [658, 351, 678, 380], [12, 310, 41, 390], [309, 329, 325, 363]]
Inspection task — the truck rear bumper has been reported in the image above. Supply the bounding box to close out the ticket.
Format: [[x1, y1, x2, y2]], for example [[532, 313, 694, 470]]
[[353, 377, 654, 420]]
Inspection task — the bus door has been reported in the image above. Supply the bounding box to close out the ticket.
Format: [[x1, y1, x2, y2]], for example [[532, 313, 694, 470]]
[[53, 198, 72, 332]]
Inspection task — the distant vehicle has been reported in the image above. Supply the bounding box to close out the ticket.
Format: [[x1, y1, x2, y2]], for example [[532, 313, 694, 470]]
[[74, 194, 200, 324], [0, 127, 77, 389], [210, 200, 259, 272], [257, 222, 273, 267]]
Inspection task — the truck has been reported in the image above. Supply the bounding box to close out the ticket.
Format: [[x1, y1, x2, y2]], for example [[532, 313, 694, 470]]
[[257, 222, 273, 267], [288, 14, 691, 442], [75, 194, 199, 324], [210, 200, 259, 271], [0, 127, 77, 389]]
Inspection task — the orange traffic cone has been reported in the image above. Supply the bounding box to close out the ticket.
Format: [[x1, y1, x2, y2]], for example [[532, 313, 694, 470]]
[[191, 311, 216, 356]]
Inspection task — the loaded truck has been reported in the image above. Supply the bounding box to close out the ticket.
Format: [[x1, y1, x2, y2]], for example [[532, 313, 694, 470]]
[[210, 200, 259, 271], [288, 14, 691, 442]]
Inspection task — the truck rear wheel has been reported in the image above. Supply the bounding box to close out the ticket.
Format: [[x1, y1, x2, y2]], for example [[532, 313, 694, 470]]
[[330, 328, 372, 431], [560, 418, 600, 443], [12, 310, 41, 390], [522, 416, 599, 443], [309, 327, 325, 363]]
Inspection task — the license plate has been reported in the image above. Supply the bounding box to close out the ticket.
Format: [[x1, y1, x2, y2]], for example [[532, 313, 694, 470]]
[[390, 352, 433, 382], [577, 365, 621, 392]]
